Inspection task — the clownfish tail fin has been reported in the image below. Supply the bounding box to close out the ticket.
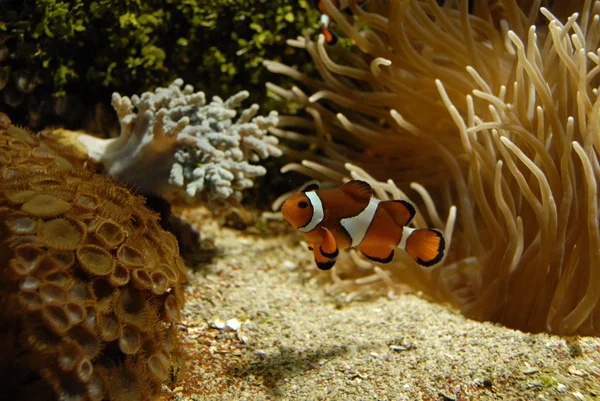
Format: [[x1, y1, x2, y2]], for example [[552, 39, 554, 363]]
[[400, 227, 445, 268]]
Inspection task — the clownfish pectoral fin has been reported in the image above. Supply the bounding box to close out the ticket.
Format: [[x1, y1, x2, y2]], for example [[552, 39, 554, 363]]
[[319, 227, 339, 258], [340, 180, 373, 203], [311, 227, 338, 270], [313, 246, 337, 270], [358, 244, 395, 264], [379, 200, 416, 227], [403, 228, 445, 268]]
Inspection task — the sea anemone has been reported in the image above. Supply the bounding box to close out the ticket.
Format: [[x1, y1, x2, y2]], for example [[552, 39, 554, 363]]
[[265, 0, 600, 335]]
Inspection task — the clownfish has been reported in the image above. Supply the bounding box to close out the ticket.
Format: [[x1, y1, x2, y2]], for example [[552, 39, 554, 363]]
[[311, 0, 369, 45], [282, 180, 445, 270]]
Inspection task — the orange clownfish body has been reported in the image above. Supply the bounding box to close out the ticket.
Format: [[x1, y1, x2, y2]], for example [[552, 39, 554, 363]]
[[311, 0, 369, 45], [282, 180, 445, 270]]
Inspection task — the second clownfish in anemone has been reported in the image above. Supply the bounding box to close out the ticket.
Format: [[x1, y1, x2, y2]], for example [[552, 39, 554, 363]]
[[311, 0, 368, 45], [282, 180, 446, 270]]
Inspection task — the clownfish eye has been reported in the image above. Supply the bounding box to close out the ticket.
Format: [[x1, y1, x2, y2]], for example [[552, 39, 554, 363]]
[[298, 200, 308, 209]]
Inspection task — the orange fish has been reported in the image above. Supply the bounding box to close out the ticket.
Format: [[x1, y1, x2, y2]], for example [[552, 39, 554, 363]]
[[311, 0, 369, 45], [282, 180, 445, 270]]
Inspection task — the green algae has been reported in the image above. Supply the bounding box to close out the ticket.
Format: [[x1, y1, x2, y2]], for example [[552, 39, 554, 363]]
[[1, 0, 319, 108]]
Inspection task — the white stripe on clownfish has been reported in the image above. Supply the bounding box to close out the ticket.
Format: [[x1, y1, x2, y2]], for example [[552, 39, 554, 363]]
[[340, 197, 380, 247], [281, 179, 446, 270], [298, 191, 324, 233], [398, 226, 417, 251], [320, 13, 331, 29], [297, 190, 411, 250]]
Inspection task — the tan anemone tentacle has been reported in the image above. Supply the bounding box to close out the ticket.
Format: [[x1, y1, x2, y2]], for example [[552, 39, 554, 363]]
[[268, 0, 600, 335]]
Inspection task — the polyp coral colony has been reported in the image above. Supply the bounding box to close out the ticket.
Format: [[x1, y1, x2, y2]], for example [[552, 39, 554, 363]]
[[45, 79, 282, 204], [0, 115, 187, 400], [265, 0, 600, 336]]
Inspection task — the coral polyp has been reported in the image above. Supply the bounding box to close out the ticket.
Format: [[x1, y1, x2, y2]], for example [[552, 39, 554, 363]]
[[0, 114, 187, 400]]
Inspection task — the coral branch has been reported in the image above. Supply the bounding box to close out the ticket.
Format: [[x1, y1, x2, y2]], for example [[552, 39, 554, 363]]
[[49, 79, 281, 203]]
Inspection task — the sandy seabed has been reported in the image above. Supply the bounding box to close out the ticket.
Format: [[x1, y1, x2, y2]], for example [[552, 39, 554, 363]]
[[165, 207, 600, 401]]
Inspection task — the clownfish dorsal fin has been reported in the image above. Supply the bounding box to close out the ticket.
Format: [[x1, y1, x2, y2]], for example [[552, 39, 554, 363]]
[[340, 180, 372, 203], [379, 200, 416, 227], [301, 181, 320, 193]]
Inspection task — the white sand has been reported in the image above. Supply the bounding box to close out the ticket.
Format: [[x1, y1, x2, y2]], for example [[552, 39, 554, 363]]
[[166, 208, 600, 401]]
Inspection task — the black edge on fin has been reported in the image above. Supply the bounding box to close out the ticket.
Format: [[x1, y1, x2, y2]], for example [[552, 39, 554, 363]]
[[416, 230, 446, 267], [398, 200, 416, 222], [320, 246, 339, 259], [361, 249, 394, 264], [301, 181, 320, 192], [317, 260, 336, 270], [380, 199, 416, 226]]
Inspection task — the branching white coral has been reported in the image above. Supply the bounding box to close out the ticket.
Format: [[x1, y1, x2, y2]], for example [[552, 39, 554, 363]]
[[49, 79, 281, 202]]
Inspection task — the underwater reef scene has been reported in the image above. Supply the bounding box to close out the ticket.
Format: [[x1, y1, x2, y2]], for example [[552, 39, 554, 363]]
[[0, 0, 600, 400]]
